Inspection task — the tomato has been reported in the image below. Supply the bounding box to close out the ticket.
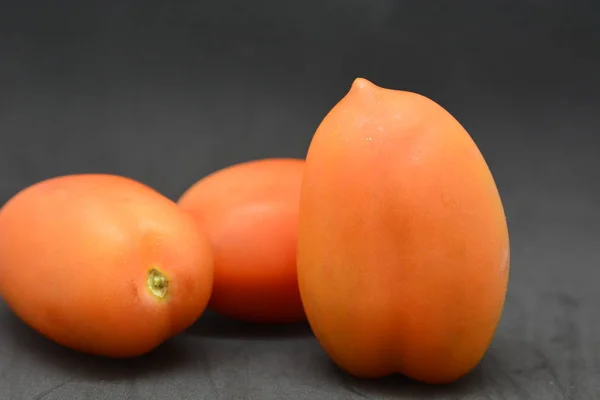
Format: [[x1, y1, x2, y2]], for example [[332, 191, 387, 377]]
[[178, 158, 305, 323], [297, 78, 510, 384], [0, 174, 214, 358]]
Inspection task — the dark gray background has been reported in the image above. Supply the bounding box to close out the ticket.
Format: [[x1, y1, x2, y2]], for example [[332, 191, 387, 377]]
[[1, 1, 599, 399]]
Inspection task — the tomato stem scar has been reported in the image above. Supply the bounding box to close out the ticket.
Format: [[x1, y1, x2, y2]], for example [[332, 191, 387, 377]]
[[147, 268, 169, 299]]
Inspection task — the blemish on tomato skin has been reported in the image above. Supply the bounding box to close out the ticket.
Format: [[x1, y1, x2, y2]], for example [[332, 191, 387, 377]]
[[440, 190, 458, 209], [131, 281, 139, 298]]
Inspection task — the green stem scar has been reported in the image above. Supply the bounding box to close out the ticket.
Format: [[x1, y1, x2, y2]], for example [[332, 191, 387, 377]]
[[147, 268, 169, 299]]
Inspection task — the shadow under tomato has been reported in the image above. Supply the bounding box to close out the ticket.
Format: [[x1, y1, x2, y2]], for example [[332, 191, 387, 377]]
[[0, 303, 196, 382], [186, 309, 314, 340]]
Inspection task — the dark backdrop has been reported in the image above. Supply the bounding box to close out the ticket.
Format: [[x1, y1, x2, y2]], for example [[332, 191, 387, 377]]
[[0, 1, 599, 399]]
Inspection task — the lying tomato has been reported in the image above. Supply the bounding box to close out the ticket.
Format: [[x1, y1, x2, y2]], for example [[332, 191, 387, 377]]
[[178, 158, 305, 323], [297, 78, 510, 384], [0, 174, 214, 357]]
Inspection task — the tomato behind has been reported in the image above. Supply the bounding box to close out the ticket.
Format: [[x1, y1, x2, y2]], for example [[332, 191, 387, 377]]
[[178, 158, 305, 323]]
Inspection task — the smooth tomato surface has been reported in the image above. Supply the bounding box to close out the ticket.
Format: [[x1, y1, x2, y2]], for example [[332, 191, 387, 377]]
[[178, 158, 305, 323], [0, 174, 214, 357], [297, 78, 510, 384]]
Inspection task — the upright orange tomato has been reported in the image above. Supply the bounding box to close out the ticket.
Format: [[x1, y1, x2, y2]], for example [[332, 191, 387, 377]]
[[297, 78, 510, 384], [0, 174, 214, 358], [178, 158, 305, 323]]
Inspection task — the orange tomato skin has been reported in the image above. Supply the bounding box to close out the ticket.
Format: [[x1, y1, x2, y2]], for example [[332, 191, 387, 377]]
[[0, 174, 213, 358], [297, 78, 510, 384], [178, 158, 305, 323]]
